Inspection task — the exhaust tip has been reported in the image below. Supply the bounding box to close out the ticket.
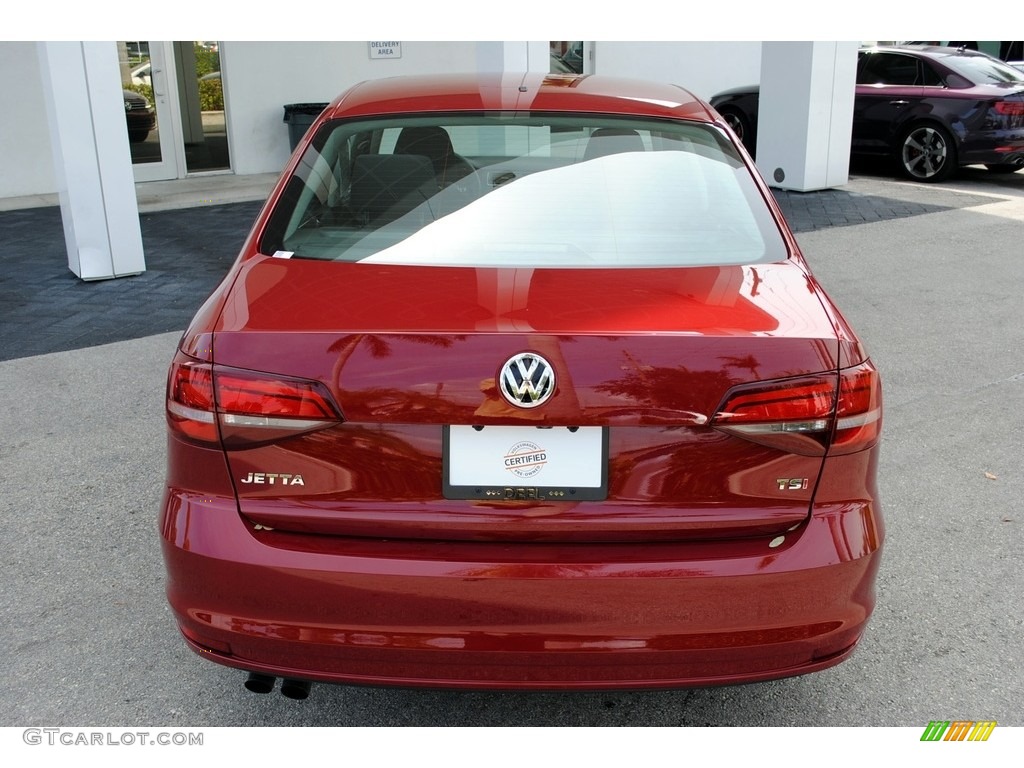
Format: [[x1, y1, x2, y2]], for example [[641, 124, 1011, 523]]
[[280, 678, 312, 700], [244, 672, 276, 694]]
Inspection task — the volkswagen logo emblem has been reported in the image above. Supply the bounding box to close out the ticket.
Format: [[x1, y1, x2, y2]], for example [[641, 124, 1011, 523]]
[[499, 353, 555, 409]]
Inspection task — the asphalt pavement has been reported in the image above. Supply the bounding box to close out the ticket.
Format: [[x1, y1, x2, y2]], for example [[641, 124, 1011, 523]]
[[1, 165, 1022, 727]]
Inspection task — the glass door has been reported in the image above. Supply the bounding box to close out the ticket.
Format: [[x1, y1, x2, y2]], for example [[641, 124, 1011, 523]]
[[177, 41, 230, 173], [118, 40, 184, 182]]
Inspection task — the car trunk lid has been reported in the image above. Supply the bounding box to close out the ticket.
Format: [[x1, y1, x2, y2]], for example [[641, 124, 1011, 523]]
[[206, 256, 842, 542]]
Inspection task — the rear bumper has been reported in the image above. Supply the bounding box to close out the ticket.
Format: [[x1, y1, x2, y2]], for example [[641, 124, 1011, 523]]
[[160, 488, 883, 690], [959, 128, 1024, 167]]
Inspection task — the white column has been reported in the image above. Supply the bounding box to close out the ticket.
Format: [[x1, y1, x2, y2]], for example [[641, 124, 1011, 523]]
[[37, 41, 145, 280], [755, 42, 858, 192], [477, 42, 550, 73]]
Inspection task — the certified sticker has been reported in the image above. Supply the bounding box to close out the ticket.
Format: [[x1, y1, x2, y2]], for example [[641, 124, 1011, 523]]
[[504, 441, 547, 479]]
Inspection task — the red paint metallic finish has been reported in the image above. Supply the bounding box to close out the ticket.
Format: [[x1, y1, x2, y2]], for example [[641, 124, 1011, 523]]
[[161, 485, 880, 689], [160, 73, 884, 690]]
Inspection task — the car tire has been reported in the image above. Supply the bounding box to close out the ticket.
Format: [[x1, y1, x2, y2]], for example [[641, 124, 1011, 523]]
[[984, 163, 1021, 174], [718, 106, 755, 156], [898, 123, 956, 182], [128, 130, 149, 144]]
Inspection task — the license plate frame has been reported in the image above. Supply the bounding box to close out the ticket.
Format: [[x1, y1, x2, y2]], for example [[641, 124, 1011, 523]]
[[443, 425, 608, 501]]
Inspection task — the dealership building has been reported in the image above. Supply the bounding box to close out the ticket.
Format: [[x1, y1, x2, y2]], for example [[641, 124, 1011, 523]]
[[0, 40, 1017, 278]]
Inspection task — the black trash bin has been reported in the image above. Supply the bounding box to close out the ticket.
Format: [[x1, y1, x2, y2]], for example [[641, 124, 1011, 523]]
[[283, 103, 329, 151]]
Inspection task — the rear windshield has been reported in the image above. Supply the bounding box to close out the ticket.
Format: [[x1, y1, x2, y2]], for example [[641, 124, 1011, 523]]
[[940, 52, 1024, 85], [261, 113, 787, 268]]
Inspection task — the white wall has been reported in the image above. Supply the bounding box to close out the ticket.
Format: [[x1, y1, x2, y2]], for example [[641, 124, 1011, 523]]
[[0, 42, 56, 198], [222, 41, 480, 175], [594, 41, 762, 100], [220, 41, 765, 176]]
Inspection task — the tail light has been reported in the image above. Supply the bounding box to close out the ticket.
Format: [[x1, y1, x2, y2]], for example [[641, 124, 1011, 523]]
[[993, 100, 1024, 117], [711, 362, 881, 456], [830, 362, 883, 454], [167, 354, 343, 448], [167, 362, 217, 443]]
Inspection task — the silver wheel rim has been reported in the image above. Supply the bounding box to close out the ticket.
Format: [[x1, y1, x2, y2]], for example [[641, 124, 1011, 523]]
[[902, 127, 948, 179]]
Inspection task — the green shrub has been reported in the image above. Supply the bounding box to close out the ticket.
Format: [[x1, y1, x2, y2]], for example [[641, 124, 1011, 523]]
[[194, 43, 219, 77], [123, 69, 221, 111], [123, 83, 154, 104], [199, 79, 224, 111]]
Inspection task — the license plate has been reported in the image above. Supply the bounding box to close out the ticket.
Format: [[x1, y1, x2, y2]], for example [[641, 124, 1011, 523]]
[[443, 425, 608, 501]]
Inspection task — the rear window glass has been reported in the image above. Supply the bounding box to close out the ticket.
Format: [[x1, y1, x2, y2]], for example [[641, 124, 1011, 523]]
[[939, 53, 1024, 85], [261, 113, 787, 268]]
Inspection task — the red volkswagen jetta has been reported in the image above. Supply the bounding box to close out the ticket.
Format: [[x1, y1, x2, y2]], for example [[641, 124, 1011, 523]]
[[160, 73, 883, 695]]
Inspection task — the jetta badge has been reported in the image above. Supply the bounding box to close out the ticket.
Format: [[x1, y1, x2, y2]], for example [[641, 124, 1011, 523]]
[[499, 353, 555, 408]]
